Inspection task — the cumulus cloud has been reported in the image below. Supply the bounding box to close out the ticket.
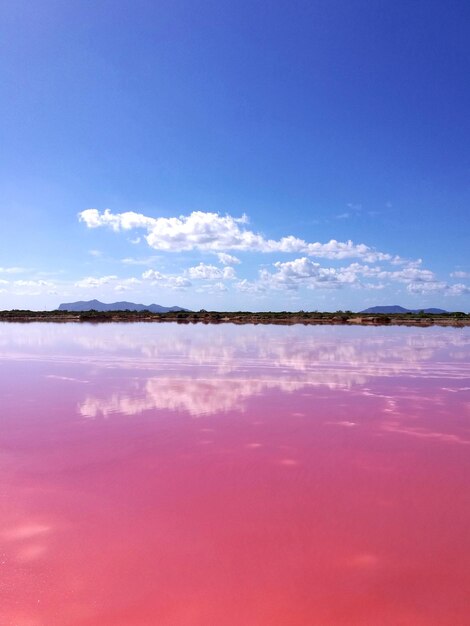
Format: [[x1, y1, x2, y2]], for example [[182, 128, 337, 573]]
[[235, 279, 267, 294], [386, 267, 436, 284], [448, 283, 470, 296], [216, 252, 241, 265], [235, 257, 469, 297], [79, 208, 396, 261], [407, 281, 470, 296], [195, 281, 228, 294], [79, 208, 155, 231], [187, 263, 236, 280], [71, 275, 145, 293], [142, 269, 191, 290], [259, 257, 360, 291], [114, 278, 141, 292], [75, 208, 470, 300], [74, 271, 192, 292]]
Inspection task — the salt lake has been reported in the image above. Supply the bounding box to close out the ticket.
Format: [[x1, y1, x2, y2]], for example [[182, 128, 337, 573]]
[[1, 323, 469, 625]]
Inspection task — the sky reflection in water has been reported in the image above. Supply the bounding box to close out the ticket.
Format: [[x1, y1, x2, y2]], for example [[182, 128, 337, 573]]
[[1, 323, 469, 625]]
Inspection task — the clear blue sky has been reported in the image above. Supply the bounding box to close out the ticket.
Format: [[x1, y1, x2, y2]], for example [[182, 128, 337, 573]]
[[1, 0, 469, 311]]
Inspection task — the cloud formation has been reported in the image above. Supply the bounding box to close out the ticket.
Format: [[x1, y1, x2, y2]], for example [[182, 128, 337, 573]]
[[75, 275, 118, 288], [259, 257, 356, 290], [0, 267, 28, 274], [79, 208, 395, 261], [187, 263, 236, 280], [142, 269, 191, 290], [246, 258, 469, 297], [216, 252, 241, 265], [407, 281, 470, 296]]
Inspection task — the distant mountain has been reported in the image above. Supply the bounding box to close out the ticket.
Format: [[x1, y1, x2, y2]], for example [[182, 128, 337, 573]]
[[360, 305, 447, 314], [58, 299, 188, 313], [414, 308, 448, 314]]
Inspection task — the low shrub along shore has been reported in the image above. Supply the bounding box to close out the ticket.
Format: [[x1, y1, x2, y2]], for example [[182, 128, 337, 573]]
[[0, 309, 469, 327]]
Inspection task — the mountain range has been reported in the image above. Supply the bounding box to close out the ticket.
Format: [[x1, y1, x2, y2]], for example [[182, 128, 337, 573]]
[[360, 305, 447, 314], [58, 299, 188, 313], [57, 301, 448, 315]]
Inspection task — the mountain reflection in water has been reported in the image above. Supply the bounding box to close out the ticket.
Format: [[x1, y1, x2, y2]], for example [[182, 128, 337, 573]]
[[1, 323, 469, 625]]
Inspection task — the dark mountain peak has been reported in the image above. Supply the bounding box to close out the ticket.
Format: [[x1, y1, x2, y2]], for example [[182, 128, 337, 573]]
[[58, 300, 188, 313], [360, 305, 447, 314]]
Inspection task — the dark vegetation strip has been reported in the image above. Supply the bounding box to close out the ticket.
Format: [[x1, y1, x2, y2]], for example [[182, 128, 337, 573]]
[[0, 309, 469, 326]]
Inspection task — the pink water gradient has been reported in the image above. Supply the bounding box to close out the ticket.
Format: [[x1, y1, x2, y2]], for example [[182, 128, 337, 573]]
[[1, 323, 470, 625]]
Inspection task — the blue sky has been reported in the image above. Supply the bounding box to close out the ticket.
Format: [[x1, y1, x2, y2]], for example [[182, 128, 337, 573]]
[[1, 0, 469, 311]]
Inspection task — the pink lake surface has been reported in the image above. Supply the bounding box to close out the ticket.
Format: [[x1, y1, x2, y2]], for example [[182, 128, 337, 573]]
[[1, 323, 470, 626]]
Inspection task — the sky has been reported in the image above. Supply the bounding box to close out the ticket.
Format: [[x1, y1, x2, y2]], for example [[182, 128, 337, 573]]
[[1, 0, 469, 312]]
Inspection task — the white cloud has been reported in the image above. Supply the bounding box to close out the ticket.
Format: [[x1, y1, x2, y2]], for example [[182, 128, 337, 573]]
[[74, 275, 118, 288], [406, 281, 446, 294], [121, 256, 161, 266], [389, 257, 422, 267], [259, 257, 360, 291], [235, 279, 267, 294], [234, 258, 467, 297], [79, 208, 397, 262], [216, 252, 241, 265], [14, 280, 54, 288], [448, 283, 470, 296], [5, 279, 57, 296], [73, 271, 192, 293], [195, 281, 228, 294], [385, 267, 436, 284], [0, 266, 28, 274], [406, 281, 470, 296], [74, 208, 469, 301], [88, 249, 102, 257], [114, 278, 142, 292], [142, 269, 191, 290], [187, 263, 236, 280], [79, 208, 155, 231], [142, 269, 163, 280]]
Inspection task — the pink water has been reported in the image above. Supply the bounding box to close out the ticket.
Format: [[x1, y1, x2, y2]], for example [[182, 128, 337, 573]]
[[1, 323, 469, 626]]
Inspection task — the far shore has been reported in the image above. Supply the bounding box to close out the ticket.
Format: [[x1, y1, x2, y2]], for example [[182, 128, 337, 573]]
[[1, 310, 469, 327]]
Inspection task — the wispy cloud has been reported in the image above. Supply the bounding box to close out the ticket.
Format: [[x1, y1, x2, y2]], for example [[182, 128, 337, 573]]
[[0, 266, 29, 274], [74, 275, 118, 288], [121, 256, 162, 266]]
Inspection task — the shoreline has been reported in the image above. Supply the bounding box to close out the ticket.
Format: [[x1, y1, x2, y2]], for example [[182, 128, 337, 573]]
[[0, 311, 469, 327]]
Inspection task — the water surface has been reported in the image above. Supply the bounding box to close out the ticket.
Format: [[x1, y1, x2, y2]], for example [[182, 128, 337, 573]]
[[1, 323, 469, 625]]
